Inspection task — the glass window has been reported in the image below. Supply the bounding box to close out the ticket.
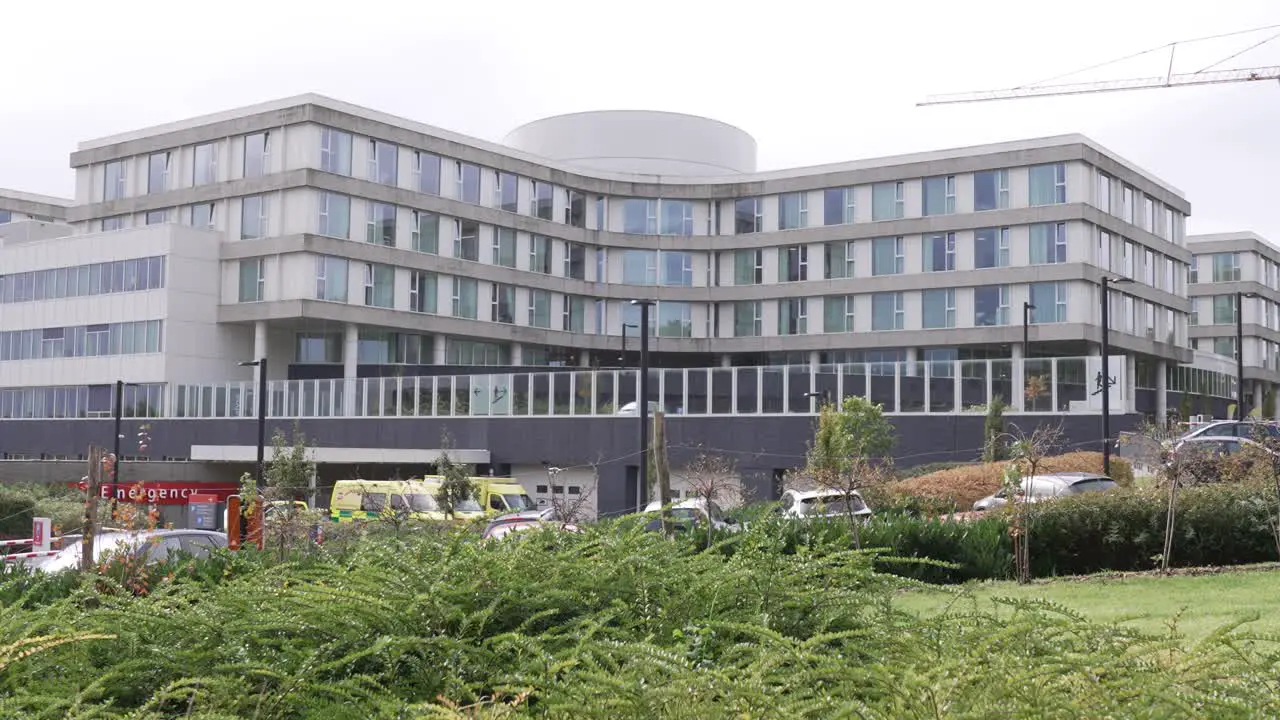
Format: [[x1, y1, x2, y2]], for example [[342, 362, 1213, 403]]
[[237, 259, 264, 303], [823, 187, 854, 225], [456, 161, 481, 204], [491, 284, 516, 324], [190, 202, 214, 230], [1097, 172, 1112, 213], [452, 277, 478, 319], [778, 192, 808, 230], [295, 333, 341, 363], [366, 203, 396, 246], [923, 232, 955, 272], [529, 235, 551, 274], [319, 128, 352, 176], [193, 142, 217, 186], [733, 301, 761, 337], [824, 241, 855, 280], [244, 132, 269, 179], [315, 256, 348, 302], [1212, 253, 1240, 282], [623, 250, 658, 285], [1029, 163, 1066, 206], [104, 160, 126, 201], [974, 169, 1009, 211], [1213, 337, 1236, 359], [1029, 282, 1067, 323], [1029, 222, 1067, 264], [528, 289, 552, 328], [415, 151, 441, 195], [872, 237, 904, 276], [734, 249, 763, 285], [493, 227, 517, 267], [317, 192, 350, 239], [532, 181, 554, 220], [657, 302, 693, 338], [823, 295, 854, 332], [974, 227, 1009, 269], [661, 251, 693, 286], [1122, 186, 1135, 223], [563, 295, 586, 332], [409, 271, 437, 314], [565, 242, 586, 280], [145, 209, 169, 226], [454, 220, 479, 261], [922, 175, 955, 216], [240, 195, 267, 240], [922, 289, 956, 329], [623, 199, 657, 234], [146, 152, 169, 194], [368, 140, 398, 186], [363, 263, 394, 308], [497, 171, 519, 213], [412, 211, 438, 254], [871, 182, 904, 221], [778, 298, 807, 335], [778, 245, 808, 282], [566, 190, 586, 228], [1212, 295, 1236, 325], [660, 200, 694, 236], [872, 293, 904, 331], [734, 198, 762, 234], [974, 285, 1009, 327]]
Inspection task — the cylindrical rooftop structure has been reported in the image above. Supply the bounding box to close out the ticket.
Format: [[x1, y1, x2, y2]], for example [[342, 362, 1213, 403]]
[[503, 110, 757, 176]]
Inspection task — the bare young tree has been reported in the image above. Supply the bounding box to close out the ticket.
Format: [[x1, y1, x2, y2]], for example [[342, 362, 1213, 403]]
[[674, 451, 741, 549], [544, 459, 599, 526], [1003, 422, 1064, 584]]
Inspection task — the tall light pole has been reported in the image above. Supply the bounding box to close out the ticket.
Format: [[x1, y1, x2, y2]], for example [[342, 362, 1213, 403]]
[[1236, 291, 1259, 420], [619, 322, 638, 367], [238, 358, 268, 487], [1100, 276, 1132, 476], [110, 380, 140, 519], [629, 300, 654, 509], [1022, 301, 1036, 361]]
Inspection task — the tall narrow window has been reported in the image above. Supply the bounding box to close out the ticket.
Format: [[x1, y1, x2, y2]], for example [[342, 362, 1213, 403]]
[[193, 143, 218, 186], [974, 228, 1009, 269], [734, 249, 763, 285], [974, 169, 1009, 211], [564, 242, 586, 280], [454, 220, 479, 261], [529, 235, 551, 274], [366, 202, 396, 246], [823, 295, 854, 332], [532, 181, 554, 220], [823, 187, 855, 225], [497, 171, 519, 213], [452, 278, 478, 319], [778, 193, 808, 230], [412, 210, 438, 254], [415, 151, 441, 195], [922, 289, 956, 328], [872, 292, 904, 330], [824, 241, 855, 279], [317, 192, 350, 239], [456, 161, 481, 204], [566, 190, 586, 228], [734, 197, 763, 234], [1029, 163, 1067, 206], [733, 300, 762, 337], [1029, 222, 1067, 265], [871, 182, 904, 220], [243, 132, 269, 179], [491, 284, 515, 324], [368, 140, 398, 186], [147, 152, 170, 194], [314, 256, 348, 302], [409, 271, 437, 314], [974, 285, 1010, 326], [872, 237, 904, 276], [922, 175, 955, 215], [660, 200, 694, 236], [528, 289, 552, 328], [104, 160, 126, 201], [190, 202, 215, 231], [320, 128, 353, 176], [778, 298, 808, 335], [240, 195, 268, 240], [493, 228, 517, 268], [237, 259, 264, 303], [923, 233, 956, 272], [363, 263, 394, 308], [1029, 282, 1068, 323], [779, 245, 808, 282]]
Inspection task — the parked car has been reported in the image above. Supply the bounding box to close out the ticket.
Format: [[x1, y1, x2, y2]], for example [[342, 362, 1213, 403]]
[[972, 472, 1117, 512], [777, 489, 873, 521], [482, 508, 582, 540], [22, 529, 228, 573], [641, 497, 737, 533], [1177, 420, 1280, 444], [1169, 435, 1278, 468]]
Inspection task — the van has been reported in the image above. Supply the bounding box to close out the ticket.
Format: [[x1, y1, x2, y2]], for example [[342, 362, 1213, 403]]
[[329, 479, 483, 523], [420, 476, 536, 514]]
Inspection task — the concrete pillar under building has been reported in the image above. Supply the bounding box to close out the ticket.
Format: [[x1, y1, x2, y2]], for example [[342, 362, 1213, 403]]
[[1252, 380, 1265, 418], [1011, 343, 1025, 412], [808, 350, 820, 369], [433, 337, 447, 365], [719, 355, 732, 368], [342, 323, 359, 414], [904, 347, 919, 377], [1155, 360, 1168, 422], [510, 342, 523, 366]]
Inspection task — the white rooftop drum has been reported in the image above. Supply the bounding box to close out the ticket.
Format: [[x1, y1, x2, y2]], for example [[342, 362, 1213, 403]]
[[503, 110, 758, 177]]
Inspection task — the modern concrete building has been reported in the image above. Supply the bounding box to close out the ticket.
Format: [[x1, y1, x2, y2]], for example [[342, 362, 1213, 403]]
[[0, 188, 72, 244], [1188, 232, 1280, 412], [0, 94, 1244, 517]]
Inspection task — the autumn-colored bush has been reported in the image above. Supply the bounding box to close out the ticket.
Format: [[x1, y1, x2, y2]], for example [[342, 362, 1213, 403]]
[[890, 451, 1134, 508]]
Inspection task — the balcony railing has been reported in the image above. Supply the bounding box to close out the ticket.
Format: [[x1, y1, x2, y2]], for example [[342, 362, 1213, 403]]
[[166, 356, 1122, 420]]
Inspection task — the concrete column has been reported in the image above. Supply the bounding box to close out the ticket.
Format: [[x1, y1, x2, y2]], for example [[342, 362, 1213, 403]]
[[579, 349, 590, 367], [1155, 360, 1168, 422], [808, 350, 820, 369], [719, 354, 732, 368], [904, 347, 919, 377], [1252, 380, 1265, 418], [342, 323, 359, 414], [432, 337, 447, 365], [1011, 343, 1025, 411], [509, 342, 523, 366], [252, 321, 268, 375]]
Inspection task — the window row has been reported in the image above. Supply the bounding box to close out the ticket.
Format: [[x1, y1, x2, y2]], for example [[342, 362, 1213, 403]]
[[0, 256, 165, 304], [0, 320, 164, 361], [0, 383, 166, 419], [1094, 169, 1184, 244], [295, 331, 511, 366]]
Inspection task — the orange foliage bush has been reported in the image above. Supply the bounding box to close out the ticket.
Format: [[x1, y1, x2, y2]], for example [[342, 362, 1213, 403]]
[[890, 451, 1133, 508]]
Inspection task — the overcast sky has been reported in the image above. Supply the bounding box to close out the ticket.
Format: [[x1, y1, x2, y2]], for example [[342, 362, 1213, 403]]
[[3, 0, 1278, 239]]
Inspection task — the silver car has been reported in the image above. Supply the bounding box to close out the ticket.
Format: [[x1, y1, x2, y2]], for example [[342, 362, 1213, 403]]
[[22, 529, 228, 573], [972, 472, 1116, 512]]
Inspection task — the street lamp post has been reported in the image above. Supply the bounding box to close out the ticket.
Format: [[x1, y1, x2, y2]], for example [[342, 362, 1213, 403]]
[[1100, 276, 1132, 476], [629, 301, 654, 509], [110, 380, 140, 518], [1236, 291, 1259, 420], [238, 358, 268, 487], [619, 322, 638, 367]]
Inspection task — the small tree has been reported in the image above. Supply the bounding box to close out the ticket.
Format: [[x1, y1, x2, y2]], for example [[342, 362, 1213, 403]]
[[677, 452, 741, 550], [1263, 388, 1276, 420], [263, 423, 315, 501], [1004, 422, 1063, 584], [434, 432, 475, 520], [982, 395, 1008, 462], [1025, 375, 1050, 411], [804, 396, 896, 547]]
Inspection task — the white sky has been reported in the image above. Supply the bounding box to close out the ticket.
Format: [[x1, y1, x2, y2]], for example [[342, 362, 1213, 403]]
[[2, 0, 1278, 238]]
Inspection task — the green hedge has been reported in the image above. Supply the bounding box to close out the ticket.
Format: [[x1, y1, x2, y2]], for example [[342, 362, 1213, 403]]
[[779, 484, 1280, 583]]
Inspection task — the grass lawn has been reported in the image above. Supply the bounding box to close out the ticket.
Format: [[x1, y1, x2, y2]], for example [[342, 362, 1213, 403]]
[[895, 566, 1280, 643]]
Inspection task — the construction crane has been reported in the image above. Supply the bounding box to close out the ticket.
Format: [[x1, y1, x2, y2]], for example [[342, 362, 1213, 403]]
[[920, 24, 1280, 106]]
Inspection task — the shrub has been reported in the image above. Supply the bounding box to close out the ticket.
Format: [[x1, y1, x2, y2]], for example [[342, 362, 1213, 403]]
[[890, 451, 1134, 508]]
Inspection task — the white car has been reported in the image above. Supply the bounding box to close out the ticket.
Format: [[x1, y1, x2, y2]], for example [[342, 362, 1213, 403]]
[[21, 529, 228, 573], [614, 401, 668, 415], [642, 497, 737, 532], [778, 489, 873, 520]]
